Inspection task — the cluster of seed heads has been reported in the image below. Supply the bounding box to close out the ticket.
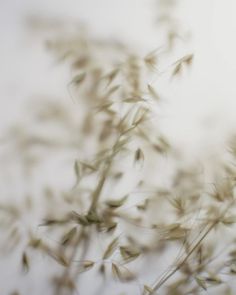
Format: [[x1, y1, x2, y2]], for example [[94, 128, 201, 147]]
[[1, 2, 236, 295]]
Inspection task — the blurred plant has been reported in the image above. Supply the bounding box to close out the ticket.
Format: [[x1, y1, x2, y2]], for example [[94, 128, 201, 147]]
[[155, 0, 191, 50], [1, 2, 236, 295]]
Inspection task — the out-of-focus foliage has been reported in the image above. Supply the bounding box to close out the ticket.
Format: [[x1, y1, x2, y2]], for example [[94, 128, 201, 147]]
[[1, 2, 236, 295]]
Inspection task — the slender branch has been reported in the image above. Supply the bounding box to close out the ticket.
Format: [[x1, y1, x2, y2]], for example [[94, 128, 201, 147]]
[[150, 221, 217, 294], [149, 200, 235, 294], [88, 159, 112, 213], [88, 133, 122, 213], [54, 229, 84, 295]]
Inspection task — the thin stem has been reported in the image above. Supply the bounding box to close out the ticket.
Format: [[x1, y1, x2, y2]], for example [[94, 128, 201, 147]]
[[150, 221, 217, 294], [88, 133, 122, 213], [54, 229, 84, 295], [148, 199, 236, 295], [88, 159, 112, 213]]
